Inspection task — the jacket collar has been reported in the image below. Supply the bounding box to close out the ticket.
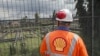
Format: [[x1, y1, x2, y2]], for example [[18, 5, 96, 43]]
[[56, 26, 70, 31]]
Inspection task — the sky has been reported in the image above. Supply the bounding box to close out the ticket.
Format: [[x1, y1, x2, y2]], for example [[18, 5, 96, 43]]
[[0, 0, 77, 20]]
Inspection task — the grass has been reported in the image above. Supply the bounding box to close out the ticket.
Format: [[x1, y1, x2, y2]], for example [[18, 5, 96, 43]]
[[0, 30, 42, 56]]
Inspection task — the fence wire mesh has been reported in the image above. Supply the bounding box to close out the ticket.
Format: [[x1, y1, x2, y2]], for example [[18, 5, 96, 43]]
[[0, 0, 100, 56]]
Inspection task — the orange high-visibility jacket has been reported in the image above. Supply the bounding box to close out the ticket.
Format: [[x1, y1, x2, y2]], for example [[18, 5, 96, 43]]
[[40, 30, 88, 56]]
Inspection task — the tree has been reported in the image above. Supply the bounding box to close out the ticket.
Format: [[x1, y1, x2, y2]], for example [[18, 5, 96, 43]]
[[35, 13, 39, 23], [76, 0, 92, 56]]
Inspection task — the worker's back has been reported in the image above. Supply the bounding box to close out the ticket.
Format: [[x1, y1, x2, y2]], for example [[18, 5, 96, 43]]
[[40, 30, 88, 56], [49, 30, 74, 55]]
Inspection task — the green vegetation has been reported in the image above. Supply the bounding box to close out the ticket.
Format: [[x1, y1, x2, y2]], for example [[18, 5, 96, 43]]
[[0, 31, 41, 56]]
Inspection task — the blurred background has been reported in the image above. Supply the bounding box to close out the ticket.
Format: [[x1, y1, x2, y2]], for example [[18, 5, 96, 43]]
[[0, 0, 100, 56]]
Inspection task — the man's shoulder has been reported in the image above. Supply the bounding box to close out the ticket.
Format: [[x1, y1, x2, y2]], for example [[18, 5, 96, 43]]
[[69, 31, 80, 36]]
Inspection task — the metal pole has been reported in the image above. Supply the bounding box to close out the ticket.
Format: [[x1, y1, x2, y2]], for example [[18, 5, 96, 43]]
[[92, 0, 94, 56]]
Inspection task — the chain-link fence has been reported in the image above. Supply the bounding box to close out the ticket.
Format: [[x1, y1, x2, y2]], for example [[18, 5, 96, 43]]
[[0, 0, 100, 56]]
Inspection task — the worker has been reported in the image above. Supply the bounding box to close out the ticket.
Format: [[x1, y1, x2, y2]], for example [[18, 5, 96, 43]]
[[40, 9, 88, 56]]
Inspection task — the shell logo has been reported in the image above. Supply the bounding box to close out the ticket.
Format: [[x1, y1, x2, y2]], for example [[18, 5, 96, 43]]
[[53, 37, 66, 52]]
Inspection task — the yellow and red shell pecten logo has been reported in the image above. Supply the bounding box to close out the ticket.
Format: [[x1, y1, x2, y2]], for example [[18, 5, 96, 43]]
[[53, 37, 67, 52]]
